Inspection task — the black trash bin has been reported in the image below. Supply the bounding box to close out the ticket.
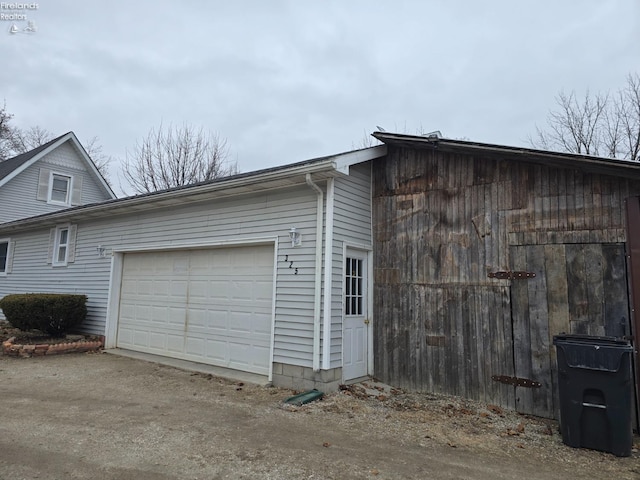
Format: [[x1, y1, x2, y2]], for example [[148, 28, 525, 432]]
[[553, 334, 634, 457]]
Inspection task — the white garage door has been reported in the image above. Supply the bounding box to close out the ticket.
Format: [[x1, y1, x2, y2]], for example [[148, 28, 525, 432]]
[[117, 244, 274, 375]]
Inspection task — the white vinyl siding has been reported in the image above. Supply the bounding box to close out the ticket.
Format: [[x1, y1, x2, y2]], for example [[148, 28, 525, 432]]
[[0, 165, 374, 371], [0, 142, 111, 224], [0, 186, 322, 366], [330, 163, 373, 368]]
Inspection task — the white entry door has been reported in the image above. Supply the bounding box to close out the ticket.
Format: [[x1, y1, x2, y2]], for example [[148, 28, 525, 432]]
[[343, 249, 369, 381]]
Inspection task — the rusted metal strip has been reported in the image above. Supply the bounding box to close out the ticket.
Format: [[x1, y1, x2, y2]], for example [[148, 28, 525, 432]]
[[625, 196, 640, 431], [492, 375, 541, 388], [488, 271, 536, 280]]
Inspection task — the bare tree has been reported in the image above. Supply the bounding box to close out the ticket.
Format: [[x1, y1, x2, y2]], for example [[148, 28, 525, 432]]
[[0, 102, 113, 182], [0, 101, 16, 160], [83, 136, 112, 185], [531, 73, 640, 161], [614, 73, 640, 161], [530, 90, 609, 156], [9, 125, 54, 153], [122, 122, 237, 194], [352, 129, 382, 149]]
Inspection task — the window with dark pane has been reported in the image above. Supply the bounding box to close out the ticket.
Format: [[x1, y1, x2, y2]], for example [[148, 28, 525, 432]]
[[345, 257, 363, 316], [0, 241, 7, 273]]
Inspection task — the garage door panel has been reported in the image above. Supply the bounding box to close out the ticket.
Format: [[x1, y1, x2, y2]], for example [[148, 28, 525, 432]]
[[207, 310, 229, 330], [117, 245, 274, 375], [137, 279, 154, 295], [133, 329, 150, 347], [189, 280, 209, 299], [167, 334, 183, 352], [255, 281, 274, 300], [149, 332, 166, 349], [210, 280, 231, 300], [187, 309, 207, 327], [150, 306, 168, 324], [152, 280, 170, 297], [118, 328, 133, 345], [185, 337, 205, 356], [168, 308, 186, 325], [170, 280, 188, 298], [205, 339, 227, 362], [172, 255, 189, 272], [229, 312, 271, 337]]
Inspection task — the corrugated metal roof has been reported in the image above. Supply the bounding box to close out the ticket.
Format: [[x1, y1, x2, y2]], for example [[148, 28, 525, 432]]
[[372, 131, 640, 179]]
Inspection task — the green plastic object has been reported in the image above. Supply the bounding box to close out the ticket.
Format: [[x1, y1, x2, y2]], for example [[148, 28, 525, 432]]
[[283, 389, 324, 406]]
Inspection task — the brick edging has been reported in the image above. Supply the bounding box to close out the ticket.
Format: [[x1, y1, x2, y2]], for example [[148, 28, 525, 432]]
[[2, 336, 104, 357]]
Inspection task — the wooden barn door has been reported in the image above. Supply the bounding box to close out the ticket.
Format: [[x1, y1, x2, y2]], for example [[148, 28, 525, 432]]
[[509, 243, 631, 419]]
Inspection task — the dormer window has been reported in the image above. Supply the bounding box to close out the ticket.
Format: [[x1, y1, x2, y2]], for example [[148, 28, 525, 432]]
[[50, 174, 71, 204]]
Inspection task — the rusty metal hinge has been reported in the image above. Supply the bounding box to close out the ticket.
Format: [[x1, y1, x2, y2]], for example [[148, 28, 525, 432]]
[[492, 375, 541, 388], [488, 271, 536, 280]]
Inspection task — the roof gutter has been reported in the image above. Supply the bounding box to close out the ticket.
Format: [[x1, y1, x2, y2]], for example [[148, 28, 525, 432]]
[[306, 173, 324, 372]]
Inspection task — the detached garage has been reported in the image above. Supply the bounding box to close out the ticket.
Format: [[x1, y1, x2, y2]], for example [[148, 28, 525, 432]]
[[116, 245, 275, 375]]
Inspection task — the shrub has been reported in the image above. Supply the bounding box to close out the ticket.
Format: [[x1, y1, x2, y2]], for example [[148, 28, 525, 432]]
[[0, 293, 87, 337]]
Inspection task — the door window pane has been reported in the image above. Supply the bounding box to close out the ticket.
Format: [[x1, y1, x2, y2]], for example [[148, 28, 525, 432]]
[[345, 257, 363, 316]]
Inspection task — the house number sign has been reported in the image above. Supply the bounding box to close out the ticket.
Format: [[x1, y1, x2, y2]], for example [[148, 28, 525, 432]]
[[283, 254, 298, 275]]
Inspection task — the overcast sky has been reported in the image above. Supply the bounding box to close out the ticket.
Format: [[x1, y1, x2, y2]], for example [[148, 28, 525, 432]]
[[2, 0, 639, 195]]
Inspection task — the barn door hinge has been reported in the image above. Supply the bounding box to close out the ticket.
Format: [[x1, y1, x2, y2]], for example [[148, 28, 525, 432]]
[[488, 271, 536, 280], [492, 375, 541, 388]]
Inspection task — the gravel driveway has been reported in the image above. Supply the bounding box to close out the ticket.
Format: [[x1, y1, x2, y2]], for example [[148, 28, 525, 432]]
[[0, 352, 638, 479]]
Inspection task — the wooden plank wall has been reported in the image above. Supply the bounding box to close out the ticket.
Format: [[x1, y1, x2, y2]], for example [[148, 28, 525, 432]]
[[510, 243, 629, 418], [372, 146, 640, 414]]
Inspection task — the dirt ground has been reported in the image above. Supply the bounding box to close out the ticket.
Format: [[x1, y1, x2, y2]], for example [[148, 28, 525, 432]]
[[0, 352, 638, 480]]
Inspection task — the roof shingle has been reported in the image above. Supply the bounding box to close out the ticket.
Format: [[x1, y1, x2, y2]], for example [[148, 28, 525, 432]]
[[0, 132, 70, 181]]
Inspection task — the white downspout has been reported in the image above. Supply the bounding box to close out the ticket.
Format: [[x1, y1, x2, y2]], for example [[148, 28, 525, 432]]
[[306, 173, 323, 372], [321, 178, 335, 370]]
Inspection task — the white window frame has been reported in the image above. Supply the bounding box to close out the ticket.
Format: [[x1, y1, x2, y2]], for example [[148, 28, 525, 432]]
[[0, 238, 9, 276], [53, 226, 70, 266], [48, 172, 72, 206]]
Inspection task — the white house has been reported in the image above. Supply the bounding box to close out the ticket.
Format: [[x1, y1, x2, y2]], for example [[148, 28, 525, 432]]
[[0, 132, 115, 282], [0, 131, 115, 224], [0, 144, 386, 391]]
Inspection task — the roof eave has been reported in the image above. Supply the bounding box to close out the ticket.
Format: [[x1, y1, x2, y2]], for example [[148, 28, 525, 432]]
[[0, 152, 374, 233]]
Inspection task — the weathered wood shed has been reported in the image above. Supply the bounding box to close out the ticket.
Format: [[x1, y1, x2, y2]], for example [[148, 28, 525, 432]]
[[371, 132, 640, 426]]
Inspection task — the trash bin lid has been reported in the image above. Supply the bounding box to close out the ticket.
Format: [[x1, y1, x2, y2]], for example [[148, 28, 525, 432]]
[[553, 334, 633, 372]]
